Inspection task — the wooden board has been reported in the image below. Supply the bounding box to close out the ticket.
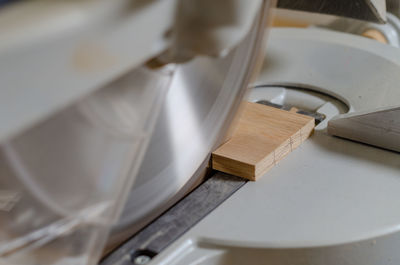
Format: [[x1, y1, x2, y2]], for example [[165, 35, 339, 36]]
[[212, 102, 315, 181]]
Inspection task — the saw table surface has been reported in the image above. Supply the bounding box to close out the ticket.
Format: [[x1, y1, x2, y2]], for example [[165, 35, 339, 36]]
[[147, 28, 400, 265]]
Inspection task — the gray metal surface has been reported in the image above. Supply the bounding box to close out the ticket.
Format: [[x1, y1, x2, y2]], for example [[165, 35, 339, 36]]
[[147, 28, 400, 265], [0, 0, 177, 143], [255, 94, 326, 125], [328, 105, 400, 152], [257, 28, 400, 112], [101, 172, 246, 265], [320, 13, 400, 47], [0, 0, 263, 143], [277, 0, 386, 23], [110, 1, 272, 246]]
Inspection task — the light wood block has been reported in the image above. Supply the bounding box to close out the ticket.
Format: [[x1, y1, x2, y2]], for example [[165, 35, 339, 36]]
[[212, 102, 315, 181]]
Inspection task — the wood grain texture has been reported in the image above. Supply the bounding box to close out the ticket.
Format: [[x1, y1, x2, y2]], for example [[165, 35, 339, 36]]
[[212, 102, 314, 181]]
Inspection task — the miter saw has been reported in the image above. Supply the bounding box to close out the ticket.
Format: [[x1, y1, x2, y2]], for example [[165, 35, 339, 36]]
[[1, 1, 400, 265]]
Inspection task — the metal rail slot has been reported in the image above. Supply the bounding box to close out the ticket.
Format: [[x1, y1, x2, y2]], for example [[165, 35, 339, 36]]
[[101, 172, 247, 265]]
